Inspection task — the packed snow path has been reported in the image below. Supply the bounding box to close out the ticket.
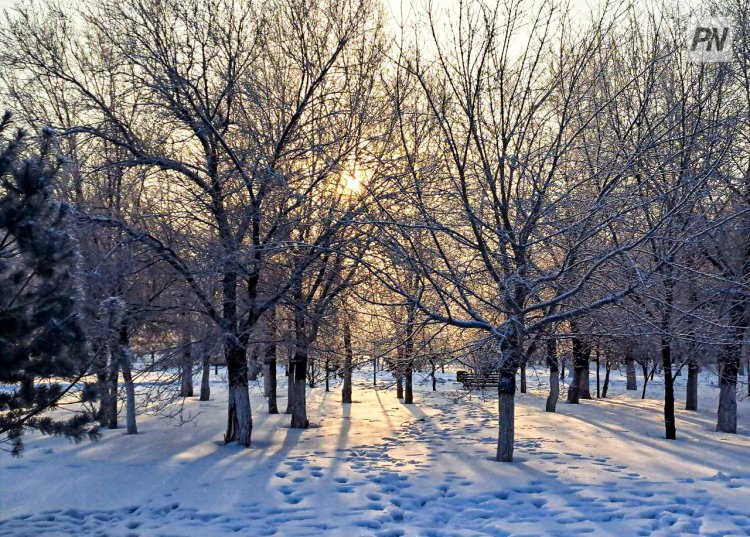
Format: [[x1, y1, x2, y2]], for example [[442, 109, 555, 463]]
[[1, 370, 749, 536]]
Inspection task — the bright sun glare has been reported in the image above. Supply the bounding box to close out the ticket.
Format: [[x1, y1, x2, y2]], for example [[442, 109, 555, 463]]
[[342, 162, 365, 195]]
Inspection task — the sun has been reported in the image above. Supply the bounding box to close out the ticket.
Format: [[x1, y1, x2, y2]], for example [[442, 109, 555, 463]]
[[341, 161, 365, 195]]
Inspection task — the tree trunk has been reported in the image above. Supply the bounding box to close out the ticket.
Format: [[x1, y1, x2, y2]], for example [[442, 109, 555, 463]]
[[685, 361, 698, 411], [717, 298, 744, 433], [520, 362, 527, 394], [601, 360, 612, 398], [430, 359, 437, 391], [567, 324, 591, 404], [580, 359, 591, 399], [264, 314, 278, 413], [118, 327, 137, 435], [403, 306, 415, 404], [626, 355, 638, 391], [661, 336, 676, 440], [224, 338, 252, 447], [717, 358, 738, 433], [569, 366, 581, 400], [545, 338, 559, 413], [107, 361, 119, 430], [342, 318, 353, 404], [180, 342, 193, 398], [396, 374, 403, 399], [717, 338, 740, 433], [404, 364, 413, 404], [285, 364, 293, 414], [325, 358, 330, 392], [248, 347, 260, 382], [290, 301, 310, 428], [308, 356, 316, 389], [19, 375, 35, 407], [97, 371, 111, 428], [496, 320, 523, 462], [497, 385, 515, 463], [120, 348, 137, 435], [200, 354, 211, 401], [290, 350, 309, 428], [595, 346, 600, 398], [641, 362, 655, 400]]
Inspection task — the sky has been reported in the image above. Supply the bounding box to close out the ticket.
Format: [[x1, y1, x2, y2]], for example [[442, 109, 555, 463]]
[[0, 0, 624, 21]]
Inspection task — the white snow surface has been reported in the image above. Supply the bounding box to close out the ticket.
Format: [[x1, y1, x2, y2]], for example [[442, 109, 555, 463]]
[[1, 367, 749, 536]]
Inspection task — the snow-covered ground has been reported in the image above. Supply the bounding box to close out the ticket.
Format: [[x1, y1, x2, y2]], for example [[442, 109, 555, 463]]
[[1, 366, 749, 536]]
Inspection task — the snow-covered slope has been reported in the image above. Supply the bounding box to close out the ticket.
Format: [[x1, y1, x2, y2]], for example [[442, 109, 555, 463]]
[[1, 368, 749, 536]]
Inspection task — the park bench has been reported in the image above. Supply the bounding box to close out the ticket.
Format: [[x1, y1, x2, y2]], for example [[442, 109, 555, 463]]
[[456, 370, 500, 389]]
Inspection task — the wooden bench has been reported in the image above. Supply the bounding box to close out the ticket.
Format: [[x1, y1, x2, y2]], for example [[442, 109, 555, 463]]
[[456, 370, 499, 389]]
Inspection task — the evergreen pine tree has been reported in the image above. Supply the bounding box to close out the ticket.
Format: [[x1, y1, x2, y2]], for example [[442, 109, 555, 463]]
[[0, 112, 97, 455]]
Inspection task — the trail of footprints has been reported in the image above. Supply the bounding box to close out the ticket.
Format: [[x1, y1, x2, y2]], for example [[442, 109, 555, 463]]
[[3, 383, 750, 536]]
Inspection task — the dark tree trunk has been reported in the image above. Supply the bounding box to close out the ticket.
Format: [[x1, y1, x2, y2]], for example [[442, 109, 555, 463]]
[[289, 349, 309, 428], [263, 306, 278, 413], [545, 338, 559, 413], [717, 354, 739, 433], [342, 318, 353, 404], [430, 359, 437, 391], [661, 336, 676, 440], [308, 356, 316, 388], [200, 354, 211, 401], [96, 371, 110, 428], [658, 270, 677, 439], [626, 355, 638, 391], [520, 362, 527, 394], [580, 359, 591, 399], [224, 338, 252, 447], [248, 347, 260, 382], [264, 351, 278, 414], [119, 327, 137, 435], [403, 306, 415, 404], [19, 375, 35, 407], [717, 308, 743, 433], [404, 364, 413, 404], [497, 379, 515, 462], [601, 360, 612, 398], [180, 342, 193, 398], [640, 362, 655, 400], [290, 304, 309, 429], [595, 346, 600, 398], [396, 374, 403, 399], [285, 364, 293, 415], [716, 297, 745, 433], [325, 358, 330, 392], [567, 326, 591, 404], [121, 356, 137, 435], [685, 361, 698, 411], [107, 361, 120, 430], [496, 321, 523, 462]]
